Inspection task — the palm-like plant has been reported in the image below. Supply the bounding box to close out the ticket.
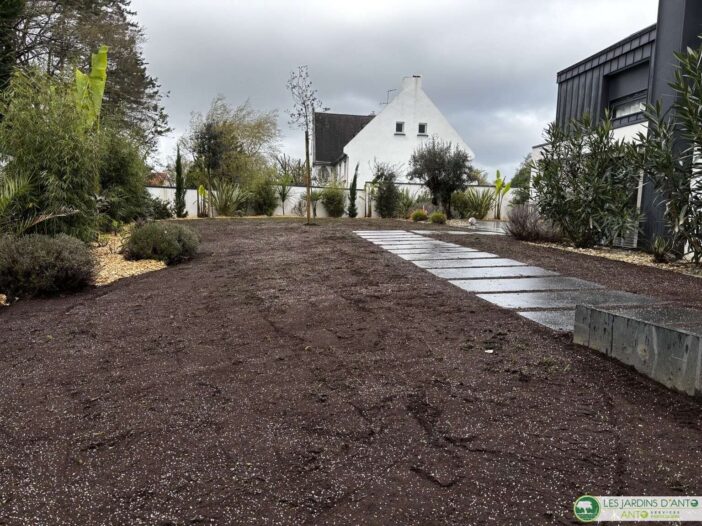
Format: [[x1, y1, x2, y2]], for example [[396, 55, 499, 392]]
[[276, 175, 293, 215], [0, 174, 76, 236], [210, 179, 249, 216], [493, 170, 512, 220]]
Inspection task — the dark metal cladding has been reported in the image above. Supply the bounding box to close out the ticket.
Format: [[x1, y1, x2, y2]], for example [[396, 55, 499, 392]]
[[555, 24, 656, 129]]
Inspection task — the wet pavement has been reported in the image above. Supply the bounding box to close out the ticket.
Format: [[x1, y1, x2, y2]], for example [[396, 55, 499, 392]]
[[356, 230, 659, 332]]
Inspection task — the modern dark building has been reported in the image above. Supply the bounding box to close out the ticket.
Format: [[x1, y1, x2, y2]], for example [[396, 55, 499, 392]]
[[538, 0, 702, 247]]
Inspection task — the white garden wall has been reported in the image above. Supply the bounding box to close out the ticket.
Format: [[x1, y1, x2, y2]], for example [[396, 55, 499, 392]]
[[147, 186, 199, 218], [147, 184, 513, 221]]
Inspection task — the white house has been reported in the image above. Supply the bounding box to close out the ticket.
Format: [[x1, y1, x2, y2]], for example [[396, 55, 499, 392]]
[[313, 75, 474, 189]]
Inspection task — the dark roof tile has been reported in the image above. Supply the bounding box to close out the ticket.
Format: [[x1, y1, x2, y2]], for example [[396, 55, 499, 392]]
[[314, 112, 374, 164]]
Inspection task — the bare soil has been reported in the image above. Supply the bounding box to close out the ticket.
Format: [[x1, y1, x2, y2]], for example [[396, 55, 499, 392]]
[[1, 218, 701, 525]]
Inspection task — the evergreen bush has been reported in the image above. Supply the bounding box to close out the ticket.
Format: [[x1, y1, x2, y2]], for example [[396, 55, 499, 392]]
[[0, 234, 96, 300], [429, 211, 447, 224], [321, 184, 346, 218], [124, 222, 199, 265], [373, 163, 400, 218], [251, 178, 278, 216], [411, 209, 428, 222]]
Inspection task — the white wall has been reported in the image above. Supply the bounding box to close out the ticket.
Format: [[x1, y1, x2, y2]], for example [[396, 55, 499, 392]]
[[612, 121, 648, 143], [342, 76, 474, 188], [147, 187, 199, 218], [148, 183, 512, 221]]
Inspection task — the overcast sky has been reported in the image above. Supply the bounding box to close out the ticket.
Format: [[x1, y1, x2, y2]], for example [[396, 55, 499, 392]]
[[131, 0, 659, 178]]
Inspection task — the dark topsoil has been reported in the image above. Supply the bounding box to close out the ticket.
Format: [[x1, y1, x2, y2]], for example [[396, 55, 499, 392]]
[[1, 218, 701, 525]]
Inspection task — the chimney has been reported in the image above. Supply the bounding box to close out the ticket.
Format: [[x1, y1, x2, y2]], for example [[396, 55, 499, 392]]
[[401, 74, 422, 91]]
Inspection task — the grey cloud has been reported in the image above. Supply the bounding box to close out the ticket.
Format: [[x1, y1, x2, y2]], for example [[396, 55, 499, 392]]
[[133, 0, 658, 178]]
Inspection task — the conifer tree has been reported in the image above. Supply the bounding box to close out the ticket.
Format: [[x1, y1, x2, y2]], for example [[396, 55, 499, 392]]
[[348, 163, 359, 218], [175, 144, 187, 218]]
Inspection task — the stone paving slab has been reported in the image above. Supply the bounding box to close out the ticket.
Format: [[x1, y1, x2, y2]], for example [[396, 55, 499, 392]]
[[375, 240, 453, 245], [411, 230, 472, 235], [360, 235, 424, 239], [361, 235, 426, 239], [394, 252, 484, 259], [451, 276, 600, 294], [429, 266, 558, 280], [354, 230, 657, 334], [390, 247, 478, 254], [517, 310, 576, 332], [379, 244, 457, 250], [411, 257, 523, 266], [399, 252, 499, 261], [373, 245, 454, 249], [364, 238, 425, 242], [476, 289, 654, 310]]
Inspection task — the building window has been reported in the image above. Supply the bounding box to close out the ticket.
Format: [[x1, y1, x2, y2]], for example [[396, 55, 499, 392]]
[[610, 93, 646, 120], [418, 123, 428, 135], [395, 121, 405, 134]]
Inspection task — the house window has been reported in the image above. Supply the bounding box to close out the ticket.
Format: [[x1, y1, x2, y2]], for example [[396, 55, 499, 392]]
[[395, 121, 405, 134], [418, 123, 428, 135], [610, 92, 646, 120]]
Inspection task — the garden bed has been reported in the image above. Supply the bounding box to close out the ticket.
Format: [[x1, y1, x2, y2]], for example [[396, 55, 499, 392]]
[[1, 218, 700, 524], [93, 232, 166, 286], [527, 241, 702, 279]]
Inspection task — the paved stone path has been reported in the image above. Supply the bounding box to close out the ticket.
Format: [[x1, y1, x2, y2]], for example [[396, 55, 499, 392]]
[[355, 230, 660, 331]]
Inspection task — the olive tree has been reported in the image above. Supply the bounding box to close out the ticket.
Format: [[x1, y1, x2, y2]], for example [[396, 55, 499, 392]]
[[408, 138, 478, 218]]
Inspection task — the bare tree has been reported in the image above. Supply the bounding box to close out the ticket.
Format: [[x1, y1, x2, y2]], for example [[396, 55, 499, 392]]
[[287, 65, 327, 225]]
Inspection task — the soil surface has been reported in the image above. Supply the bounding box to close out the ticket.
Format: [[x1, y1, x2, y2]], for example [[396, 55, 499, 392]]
[[1, 218, 701, 525]]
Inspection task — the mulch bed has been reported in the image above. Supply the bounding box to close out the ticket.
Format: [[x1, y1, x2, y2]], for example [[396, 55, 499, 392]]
[[1, 218, 700, 525]]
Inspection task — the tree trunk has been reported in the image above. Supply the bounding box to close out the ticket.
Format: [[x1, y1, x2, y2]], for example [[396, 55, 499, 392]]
[[207, 167, 213, 218], [305, 129, 312, 225]]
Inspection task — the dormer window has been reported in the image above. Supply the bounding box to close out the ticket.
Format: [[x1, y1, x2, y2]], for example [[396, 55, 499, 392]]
[[418, 123, 428, 135], [395, 121, 405, 134]]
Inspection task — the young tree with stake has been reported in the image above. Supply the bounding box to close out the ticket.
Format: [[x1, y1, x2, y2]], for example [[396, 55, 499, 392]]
[[287, 66, 327, 225]]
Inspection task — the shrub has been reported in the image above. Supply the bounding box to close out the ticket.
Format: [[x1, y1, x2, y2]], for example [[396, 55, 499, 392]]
[[505, 205, 561, 242], [99, 127, 150, 224], [650, 235, 671, 263], [628, 45, 702, 262], [148, 196, 174, 220], [250, 178, 278, 216], [210, 179, 248, 216], [464, 188, 495, 220], [533, 114, 640, 248], [397, 188, 416, 219], [451, 191, 471, 219], [321, 183, 346, 218], [429, 211, 447, 224], [0, 70, 100, 241], [411, 209, 428, 222], [124, 222, 199, 265], [0, 234, 96, 300], [373, 163, 400, 218]]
